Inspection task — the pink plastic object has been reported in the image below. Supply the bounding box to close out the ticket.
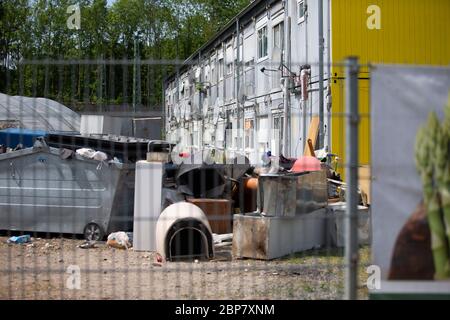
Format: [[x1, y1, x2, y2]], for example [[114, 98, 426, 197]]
[[291, 156, 322, 173]]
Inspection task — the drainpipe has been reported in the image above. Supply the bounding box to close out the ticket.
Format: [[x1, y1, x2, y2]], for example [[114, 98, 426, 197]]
[[301, 67, 310, 154], [222, 42, 226, 113], [283, 0, 291, 157], [235, 18, 242, 153], [222, 43, 227, 149], [303, 3, 308, 153], [132, 37, 138, 137], [176, 37, 180, 139], [318, 0, 324, 149], [199, 51, 203, 150], [162, 79, 166, 139]]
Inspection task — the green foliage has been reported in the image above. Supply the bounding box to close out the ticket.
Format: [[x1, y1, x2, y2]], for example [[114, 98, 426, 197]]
[[0, 0, 251, 108]]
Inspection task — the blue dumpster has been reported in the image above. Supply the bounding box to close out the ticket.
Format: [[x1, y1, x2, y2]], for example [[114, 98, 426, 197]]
[[0, 128, 47, 148]]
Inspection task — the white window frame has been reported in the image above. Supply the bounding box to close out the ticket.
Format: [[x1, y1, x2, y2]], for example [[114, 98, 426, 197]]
[[204, 63, 210, 83], [297, 0, 306, 24], [210, 55, 217, 84], [211, 63, 216, 84], [272, 112, 284, 143], [244, 118, 255, 151], [226, 61, 233, 75], [218, 58, 224, 80], [244, 58, 255, 97], [257, 25, 269, 62], [273, 21, 284, 50]]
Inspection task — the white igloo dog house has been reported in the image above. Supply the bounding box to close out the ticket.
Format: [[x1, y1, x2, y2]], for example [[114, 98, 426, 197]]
[[156, 202, 214, 261]]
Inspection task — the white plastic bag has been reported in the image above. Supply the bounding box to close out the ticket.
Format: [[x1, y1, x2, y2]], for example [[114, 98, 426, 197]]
[[76, 148, 96, 159], [76, 148, 108, 162], [107, 232, 131, 250], [92, 151, 108, 161]]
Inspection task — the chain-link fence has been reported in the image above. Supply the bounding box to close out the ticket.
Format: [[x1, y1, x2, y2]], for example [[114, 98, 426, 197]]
[[0, 57, 376, 301]]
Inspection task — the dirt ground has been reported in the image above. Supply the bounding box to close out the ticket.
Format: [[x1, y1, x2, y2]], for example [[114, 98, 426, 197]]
[[0, 235, 370, 300]]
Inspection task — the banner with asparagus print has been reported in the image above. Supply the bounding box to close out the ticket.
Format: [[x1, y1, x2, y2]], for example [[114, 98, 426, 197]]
[[371, 65, 450, 287]]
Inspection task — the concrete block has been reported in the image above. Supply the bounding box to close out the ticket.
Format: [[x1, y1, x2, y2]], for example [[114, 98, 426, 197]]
[[232, 209, 327, 260]]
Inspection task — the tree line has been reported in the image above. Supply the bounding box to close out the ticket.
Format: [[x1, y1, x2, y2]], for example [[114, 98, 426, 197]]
[[0, 0, 250, 110]]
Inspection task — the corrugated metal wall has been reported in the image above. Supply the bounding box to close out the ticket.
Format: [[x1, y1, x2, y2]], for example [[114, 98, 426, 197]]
[[330, 0, 450, 167]]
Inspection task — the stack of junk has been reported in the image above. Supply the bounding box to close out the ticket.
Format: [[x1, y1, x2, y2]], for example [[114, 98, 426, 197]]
[[134, 141, 372, 261], [0, 93, 371, 261]]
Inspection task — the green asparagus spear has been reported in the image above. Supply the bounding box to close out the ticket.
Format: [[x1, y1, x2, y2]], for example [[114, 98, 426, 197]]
[[439, 103, 450, 256], [415, 112, 450, 279]]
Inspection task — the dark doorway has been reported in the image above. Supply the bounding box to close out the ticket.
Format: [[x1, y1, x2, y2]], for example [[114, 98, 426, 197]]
[[169, 228, 205, 260], [166, 219, 214, 261]]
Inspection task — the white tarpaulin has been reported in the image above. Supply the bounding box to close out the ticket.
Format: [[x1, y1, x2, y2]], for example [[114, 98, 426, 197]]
[[0, 92, 80, 131], [371, 65, 450, 279]]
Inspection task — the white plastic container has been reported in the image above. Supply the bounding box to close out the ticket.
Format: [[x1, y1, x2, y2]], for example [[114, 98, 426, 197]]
[[133, 161, 164, 251]]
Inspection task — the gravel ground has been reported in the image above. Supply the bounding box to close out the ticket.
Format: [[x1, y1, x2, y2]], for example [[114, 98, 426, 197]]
[[0, 235, 370, 300]]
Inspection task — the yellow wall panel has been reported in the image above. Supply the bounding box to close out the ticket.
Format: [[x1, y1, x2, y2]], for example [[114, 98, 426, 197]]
[[330, 0, 450, 169]]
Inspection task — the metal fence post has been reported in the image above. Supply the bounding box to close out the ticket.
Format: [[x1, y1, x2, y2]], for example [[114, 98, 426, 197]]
[[344, 56, 360, 300]]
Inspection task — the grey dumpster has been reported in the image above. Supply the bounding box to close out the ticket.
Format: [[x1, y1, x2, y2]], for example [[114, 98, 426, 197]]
[[0, 141, 135, 240]]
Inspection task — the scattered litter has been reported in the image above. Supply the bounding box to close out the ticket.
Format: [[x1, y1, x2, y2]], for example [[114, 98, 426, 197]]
[[152, 262, 162, 267], [194, 259, 199, 264], [314, 148, 328, 161], [109, 157, 122, 164], [214, 242, 232, 248], [76, 148, 95, 159], [107, 232, 131, 250], [156, 252, 164, 263], [76, 148, 109, 162], [92, 151, 108, 161], [213, 233, 233, 244], [126, 232, 133, 246], [78, 241, 97, 249], [60, 148, 75, 160], [7, 235, 31, 244]]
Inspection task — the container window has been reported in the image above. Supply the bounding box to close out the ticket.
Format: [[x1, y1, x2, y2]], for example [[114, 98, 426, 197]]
[[298, 0, 306, 24], [245, 119, 255, 150], [257, 26, 268, 60], [218, 58, 224, 80], [273, 22, 284, 50]]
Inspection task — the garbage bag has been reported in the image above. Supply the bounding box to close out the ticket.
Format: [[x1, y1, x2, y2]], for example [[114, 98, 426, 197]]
[[107, 232, 131, 249], [7, 235, 31, 244], [76, 148, 108, 162], [76, 148, 96, 159], [92, 151, 108, 161]]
